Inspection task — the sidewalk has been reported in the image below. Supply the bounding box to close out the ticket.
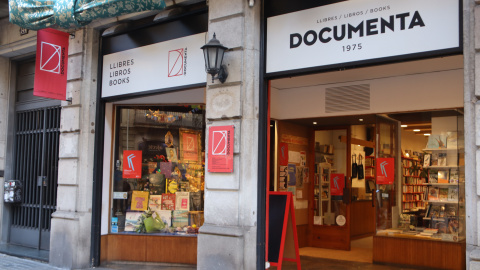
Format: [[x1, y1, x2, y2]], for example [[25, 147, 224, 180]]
[[0, 252, 428, 270]]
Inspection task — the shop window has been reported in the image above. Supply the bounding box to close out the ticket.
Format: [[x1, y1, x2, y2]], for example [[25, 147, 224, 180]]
[[110, 105, 205, 235]]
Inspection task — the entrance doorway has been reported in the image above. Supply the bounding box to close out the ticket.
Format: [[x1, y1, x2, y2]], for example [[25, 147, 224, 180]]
[[8, 59, 61, 251], [266, 55, 465, 268]]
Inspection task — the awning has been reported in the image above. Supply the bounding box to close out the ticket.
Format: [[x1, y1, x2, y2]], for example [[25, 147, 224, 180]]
[[9, 0, 166, 30]]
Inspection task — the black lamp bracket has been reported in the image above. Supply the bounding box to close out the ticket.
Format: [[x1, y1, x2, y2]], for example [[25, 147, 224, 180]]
[[212, 65, 228, 83]]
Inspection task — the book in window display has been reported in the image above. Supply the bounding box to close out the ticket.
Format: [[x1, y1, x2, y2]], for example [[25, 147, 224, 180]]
[[161, 193, 176, 210], [172, 210, 189, 227], [125, 211, 142, 232], [131, 191, 149, 211], [423, 154, 431, 167], [175, 191, 190, 211]]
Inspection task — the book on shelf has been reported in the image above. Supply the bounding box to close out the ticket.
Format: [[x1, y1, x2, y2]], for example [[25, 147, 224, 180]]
[[446, 205, 457, 217], [449, 169, 459, 183], [428, 187, 439, 200], [438, 170, 449, 183], [426, 134, 447, 149], [428, 169, 438, 183], [438, 188, 448, 201], [438, 152, 447, 166], [446, 132, 458, 149], [428, 205, 442, 218], [423, 154, 431, 167], [431, 153, 439, 166], [448, 186, 459, 201]]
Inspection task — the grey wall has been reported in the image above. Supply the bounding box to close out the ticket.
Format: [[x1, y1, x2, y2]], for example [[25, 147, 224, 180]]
[[197, 0, 261, 269]]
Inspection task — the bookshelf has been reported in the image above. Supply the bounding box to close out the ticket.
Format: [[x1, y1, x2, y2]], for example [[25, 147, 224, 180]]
[[401, 157, 426, 212]]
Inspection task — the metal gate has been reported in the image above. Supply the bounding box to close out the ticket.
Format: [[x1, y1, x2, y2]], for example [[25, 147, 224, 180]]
[[9, 106, 61, 250]]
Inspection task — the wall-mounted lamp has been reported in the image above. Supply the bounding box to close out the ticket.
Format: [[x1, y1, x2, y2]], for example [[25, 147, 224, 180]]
[[201, 33, 228, 83]]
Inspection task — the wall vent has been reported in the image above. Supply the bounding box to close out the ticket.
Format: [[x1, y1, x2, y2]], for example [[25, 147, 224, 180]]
[[325, 84, 370, 113]]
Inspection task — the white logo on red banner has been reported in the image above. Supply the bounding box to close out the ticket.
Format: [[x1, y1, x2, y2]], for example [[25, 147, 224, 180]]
[[40, 42, 61, 74], [208, 126, 234, 172], [212, 130, 228, 155]]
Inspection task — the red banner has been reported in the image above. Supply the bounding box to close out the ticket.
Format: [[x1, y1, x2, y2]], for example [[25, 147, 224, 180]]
[[34, 28, 69, 100], [208, 125, 234, 172], [330, 173, 345, 196], [123, 150, 142, 178], [279, 142, 289, 166], [376, 158, 395, 185]]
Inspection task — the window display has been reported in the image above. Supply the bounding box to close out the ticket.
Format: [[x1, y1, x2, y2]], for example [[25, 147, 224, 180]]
[[110, 105, 205, 235]]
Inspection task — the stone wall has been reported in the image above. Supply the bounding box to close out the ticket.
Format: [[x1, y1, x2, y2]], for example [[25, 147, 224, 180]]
[[197, 0, 261, 269], [49, 28, 99, 269]]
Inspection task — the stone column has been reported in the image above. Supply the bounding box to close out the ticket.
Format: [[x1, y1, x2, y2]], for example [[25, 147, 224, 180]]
[[467, 0, 480, 269], [49, 28, 99, 269], [197, 0, 261, 269]]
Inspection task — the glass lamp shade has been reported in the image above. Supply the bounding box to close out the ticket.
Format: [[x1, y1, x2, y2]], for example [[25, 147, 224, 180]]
[[201, 33, 227, 76]]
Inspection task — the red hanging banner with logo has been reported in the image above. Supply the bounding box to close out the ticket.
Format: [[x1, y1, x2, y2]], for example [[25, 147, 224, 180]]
[[208, 125, 234, 172], [330, 173, 345, 196], [34, 28, 69, 100], [376, 158, 395, 185]]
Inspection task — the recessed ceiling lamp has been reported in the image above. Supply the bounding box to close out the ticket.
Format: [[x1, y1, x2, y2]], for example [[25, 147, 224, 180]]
[[413, 129, 421, 132], [401, 125, 408, 128], [359, 119, 363, 122], [313, 122, 317, 125], [424, 133, 431, 136]]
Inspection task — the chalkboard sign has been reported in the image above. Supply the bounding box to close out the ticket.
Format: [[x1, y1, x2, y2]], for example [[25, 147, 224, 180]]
[[268, 193, 287, 263], [267, 192, 301, 269]]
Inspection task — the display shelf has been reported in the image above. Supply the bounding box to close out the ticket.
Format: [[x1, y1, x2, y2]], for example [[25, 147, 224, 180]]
[[424, 165, 458, 169], [424, 200, 458, 204]]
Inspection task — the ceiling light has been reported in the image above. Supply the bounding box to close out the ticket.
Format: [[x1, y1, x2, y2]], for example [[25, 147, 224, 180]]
[[413, 129, 421, 132], [313, 122, 317, 125], [424, 133, 431, 136], [401, 125, 407, 128], [359, 119, 363, 122]]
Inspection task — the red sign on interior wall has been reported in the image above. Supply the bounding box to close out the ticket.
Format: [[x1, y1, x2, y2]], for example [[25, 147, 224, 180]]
[[376, 158, 395, 185], [123, 150, 142, 179], [330, 173, 345, 196], [208, 125, 234, 172], [34, 28, 69, 100]]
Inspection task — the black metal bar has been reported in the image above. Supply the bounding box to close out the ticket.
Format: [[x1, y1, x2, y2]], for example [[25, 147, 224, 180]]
[[91, 34, 105, 267], [257, 0, 267, 269], [38, 107, 47, 249]]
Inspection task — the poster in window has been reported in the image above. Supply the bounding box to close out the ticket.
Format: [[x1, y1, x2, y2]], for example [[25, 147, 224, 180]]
[[180, 129, 201, 163], [330, 173, 345, 196], [123, 150, 142, 179], [279, 142, 289, 166], [376, 158, 395, 185]]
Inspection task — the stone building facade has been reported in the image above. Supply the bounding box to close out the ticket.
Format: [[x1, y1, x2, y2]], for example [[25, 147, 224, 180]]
[[0, 0, 480, 269]]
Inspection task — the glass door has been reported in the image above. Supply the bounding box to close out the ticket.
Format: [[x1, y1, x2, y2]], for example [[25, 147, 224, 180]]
[[375, 116, 399, 232], [312, 128, 351, 250]]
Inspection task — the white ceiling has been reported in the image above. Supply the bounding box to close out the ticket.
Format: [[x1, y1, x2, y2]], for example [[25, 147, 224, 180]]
[[271, 55, 463, 90]]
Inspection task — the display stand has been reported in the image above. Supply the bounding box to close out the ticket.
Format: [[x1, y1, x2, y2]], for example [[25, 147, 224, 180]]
[[267, 192, 301, 270]]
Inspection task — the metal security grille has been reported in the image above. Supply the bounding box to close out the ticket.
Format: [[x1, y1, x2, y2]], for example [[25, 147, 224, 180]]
[[10, 106, 60, 250]]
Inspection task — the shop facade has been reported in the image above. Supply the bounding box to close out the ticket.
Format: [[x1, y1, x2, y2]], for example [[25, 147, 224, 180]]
[[2, 0, 480, 269]]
